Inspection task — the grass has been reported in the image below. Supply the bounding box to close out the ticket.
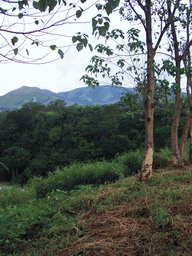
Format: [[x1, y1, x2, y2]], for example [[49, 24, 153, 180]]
[[0, 148, 192, 255]]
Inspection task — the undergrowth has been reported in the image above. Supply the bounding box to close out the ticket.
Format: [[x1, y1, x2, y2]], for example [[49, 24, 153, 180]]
[[0, 148, 192, 255]]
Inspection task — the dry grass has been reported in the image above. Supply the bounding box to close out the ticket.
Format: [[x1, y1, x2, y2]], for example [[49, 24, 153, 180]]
[[1, 164, 192, 256]]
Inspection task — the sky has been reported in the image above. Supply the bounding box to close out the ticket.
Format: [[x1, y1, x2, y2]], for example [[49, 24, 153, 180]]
[[0, 0, 188, 97], [0, 0, 129, 96]]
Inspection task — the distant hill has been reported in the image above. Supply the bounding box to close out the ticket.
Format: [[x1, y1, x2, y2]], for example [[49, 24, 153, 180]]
[[56, 85, 136, 106], [0, 86, 77, 111], [0, 85, 136, 111]]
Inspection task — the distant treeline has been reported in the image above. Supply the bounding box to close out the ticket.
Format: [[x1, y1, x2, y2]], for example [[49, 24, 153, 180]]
[[0, 99, 188, 185]]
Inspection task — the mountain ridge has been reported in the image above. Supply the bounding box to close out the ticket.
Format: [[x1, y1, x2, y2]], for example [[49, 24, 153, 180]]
[[0, 85, 134, 111]]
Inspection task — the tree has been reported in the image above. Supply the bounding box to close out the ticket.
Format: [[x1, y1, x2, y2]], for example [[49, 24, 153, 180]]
[[47, 99, 66, 111], [179, 0, 192, 161], [166, 0, 186, 167], [82, 0, 180, 181], [160, 0, 192, 166], [1, 146, 31, 180]]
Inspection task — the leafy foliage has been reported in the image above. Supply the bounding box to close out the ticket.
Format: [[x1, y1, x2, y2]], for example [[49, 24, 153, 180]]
[[0, 92, 189, 186]]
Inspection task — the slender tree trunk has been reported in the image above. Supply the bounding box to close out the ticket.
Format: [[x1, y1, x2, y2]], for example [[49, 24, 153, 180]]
[[168, 0, 184, 167], [179, 113, 192, 158], [179, 73, 192, 160], [190, 119, 192, 163], [139, 0, 155, 181], [139, 73, 154, 181], [170, 90, 184, 167], [180, 6, 192, 161]]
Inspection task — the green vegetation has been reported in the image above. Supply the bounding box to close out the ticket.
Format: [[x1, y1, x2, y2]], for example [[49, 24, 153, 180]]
[[0, 148, 192, 255], [0, 100, 146, 186], [0, 97, 192, 254], [0, 95, 188, 187]]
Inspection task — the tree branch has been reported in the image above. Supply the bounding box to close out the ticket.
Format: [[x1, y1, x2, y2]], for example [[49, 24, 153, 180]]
[[153, 0, 180, 53], [181, 39, 192, 60], [128, 0, 146, 30], [137, 0, 145, 11]]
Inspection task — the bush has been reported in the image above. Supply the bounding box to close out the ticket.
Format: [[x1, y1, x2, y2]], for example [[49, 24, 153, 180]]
[[120, 149, 143, 177], [33, 160, 121, 199]]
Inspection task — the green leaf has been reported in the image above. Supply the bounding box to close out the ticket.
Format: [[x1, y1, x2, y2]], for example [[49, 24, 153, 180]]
[[33, 0, 57, 13], [108, 0, 120, 9], [104, 1, 120, 16], [82, 38, 88, 47], [18, 0, 29, 10], [77, 43, 84, 52], [35, 20, 39, 25], [76, 8, 83, 18], [11, 36, 18, 46], [50, 45, 57, 50], [58, 0, 66, 4], [98, 18, 103, 24], [99, 27, 106, 36], [14, 48, 18, 55], [12, 7, 16, 12], [72, 36, 78, 43], [105, 3, 112, 15], [58, 49, 64, 59], [48, 0, 57, 13], [18, 13, 23, 19], [26, 49, 29, 56], [33, 1, 41, 11], [104, 22, 109, 30], [32, 41, 39, 46], [104, 16, 110, 22], [88, 44, 93, 51], [80, 0, 86, 3]]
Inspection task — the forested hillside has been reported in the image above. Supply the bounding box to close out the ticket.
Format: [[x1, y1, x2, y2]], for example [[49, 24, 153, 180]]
[[0, 96, 189, 186], [0, 85, 131, 111]]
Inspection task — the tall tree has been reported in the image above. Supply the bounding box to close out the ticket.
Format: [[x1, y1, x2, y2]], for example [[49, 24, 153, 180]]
[[166, 0, 184, 167], [179, 0, 192, 161], [82, 0, 180, 181], [162, 0, 192, 166]]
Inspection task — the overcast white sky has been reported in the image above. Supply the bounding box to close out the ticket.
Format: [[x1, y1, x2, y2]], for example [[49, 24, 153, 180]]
[[0, 1, 188, 96]]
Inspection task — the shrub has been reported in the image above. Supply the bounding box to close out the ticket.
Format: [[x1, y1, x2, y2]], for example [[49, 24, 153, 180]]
[[120, 149, 143, 177], [33, 160, 121, 199]]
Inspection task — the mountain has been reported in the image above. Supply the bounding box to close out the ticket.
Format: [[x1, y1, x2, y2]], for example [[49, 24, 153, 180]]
[[0, 85, 134, 111], [0, 86, 77, 111], [57, 85, 135, 106]]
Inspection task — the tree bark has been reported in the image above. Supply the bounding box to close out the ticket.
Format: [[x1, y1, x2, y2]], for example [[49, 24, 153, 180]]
[[180, 13, 192, 161], [170, 85, 184, 167], [139, 87, 154, 181], [167, 0, 184, 167], [139, 0, 155, 181], [190, 119, 192, 162], [179, 113, 191, 158]]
